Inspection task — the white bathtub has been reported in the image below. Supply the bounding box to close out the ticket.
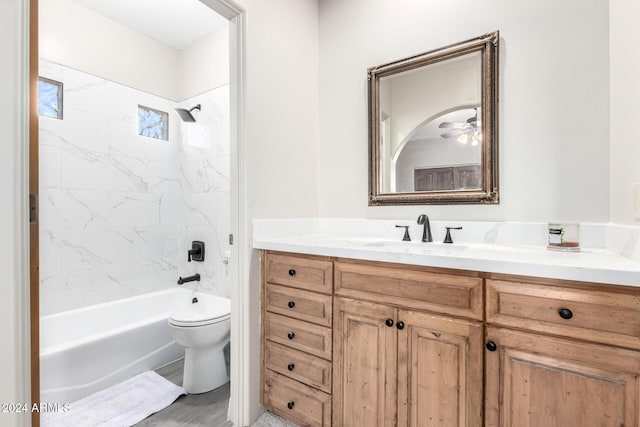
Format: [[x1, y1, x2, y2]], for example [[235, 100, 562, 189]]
[[40, 288, 196, 404]]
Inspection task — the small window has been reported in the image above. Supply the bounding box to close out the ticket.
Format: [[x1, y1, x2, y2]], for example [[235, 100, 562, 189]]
[[38, 77, 63, 120], [138, 105, 169, 141]]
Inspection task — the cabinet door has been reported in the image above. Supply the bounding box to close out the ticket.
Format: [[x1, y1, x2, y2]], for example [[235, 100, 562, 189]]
[[397, 310, 483, 427], [485, 326, 640, 427], [333, 297, 397, 427]]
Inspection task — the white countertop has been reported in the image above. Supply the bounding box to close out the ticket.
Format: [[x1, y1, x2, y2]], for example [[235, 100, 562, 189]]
[[253, 234, 640, 288]]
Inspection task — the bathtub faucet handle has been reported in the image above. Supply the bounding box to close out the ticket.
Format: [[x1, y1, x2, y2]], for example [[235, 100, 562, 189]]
[[188, 241, 205, 262]]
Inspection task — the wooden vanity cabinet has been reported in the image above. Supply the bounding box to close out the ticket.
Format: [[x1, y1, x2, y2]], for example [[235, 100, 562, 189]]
[[333, 260, 484, 427], [261, 251, 640, 427], [261, 252, 334, 427], [485, 327, 640, 427], [484, 274, 640, 427]]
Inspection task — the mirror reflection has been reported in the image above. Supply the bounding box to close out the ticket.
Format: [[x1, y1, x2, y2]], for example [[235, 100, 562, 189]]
[[369, 32, 499, 205]]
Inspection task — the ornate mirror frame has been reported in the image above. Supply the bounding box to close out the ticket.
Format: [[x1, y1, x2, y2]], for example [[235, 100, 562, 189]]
[[368, 31, 499, 205]]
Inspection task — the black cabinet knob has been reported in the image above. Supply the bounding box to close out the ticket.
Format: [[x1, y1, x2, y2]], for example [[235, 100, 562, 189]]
[[385, 319, 394, 327], [287, 332, 295, 340], [288, 301, 295, 309], [287, 363, 295, 371], [486, 341, 497, 352], [288, 269, 296, 276], [287, 401, 295, 410], [559, 308, 573, 320], [396, 321, 405, 330]]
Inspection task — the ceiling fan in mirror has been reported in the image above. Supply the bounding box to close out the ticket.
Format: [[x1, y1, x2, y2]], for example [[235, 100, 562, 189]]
[[439, 108, 482, 145]]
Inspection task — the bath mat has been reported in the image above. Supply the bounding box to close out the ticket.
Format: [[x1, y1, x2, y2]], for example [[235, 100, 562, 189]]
[[251, 411, 300, 427], [41, 371, 185, 427]]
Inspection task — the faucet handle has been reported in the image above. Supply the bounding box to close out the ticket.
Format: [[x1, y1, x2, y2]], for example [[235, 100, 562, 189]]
[[443, 226, 463, 244], [395, 225, 411, 241], [188, 241, 205, 262]]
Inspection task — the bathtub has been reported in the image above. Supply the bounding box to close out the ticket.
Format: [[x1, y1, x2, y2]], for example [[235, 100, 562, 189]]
[[40, 288, 196, 404]]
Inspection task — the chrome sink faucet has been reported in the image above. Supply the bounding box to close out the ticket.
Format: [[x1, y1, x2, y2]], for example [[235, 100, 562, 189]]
[[417, 214, 432, 242]]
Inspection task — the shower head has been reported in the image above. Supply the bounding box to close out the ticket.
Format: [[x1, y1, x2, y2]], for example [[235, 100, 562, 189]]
[[175, 104, 201, 122]]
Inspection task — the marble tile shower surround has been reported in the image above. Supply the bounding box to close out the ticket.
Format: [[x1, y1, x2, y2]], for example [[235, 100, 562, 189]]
[[39, 59, 230, 315]]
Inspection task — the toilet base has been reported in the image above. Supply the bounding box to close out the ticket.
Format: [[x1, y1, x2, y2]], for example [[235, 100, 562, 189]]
[[182, 346, 229, 394]]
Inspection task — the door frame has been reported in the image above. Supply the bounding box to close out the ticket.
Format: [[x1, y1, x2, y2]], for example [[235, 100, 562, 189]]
[[200, 1, 252, 424], [25, 0, 251, 426], [29, 0, 39, 425]]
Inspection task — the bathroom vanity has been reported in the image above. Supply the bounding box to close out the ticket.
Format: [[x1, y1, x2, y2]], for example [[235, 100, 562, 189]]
[[256, 223, 640, 427]]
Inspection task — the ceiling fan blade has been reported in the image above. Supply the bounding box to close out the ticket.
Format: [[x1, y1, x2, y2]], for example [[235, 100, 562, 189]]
[[439, 122, 465, 129], [441, 131, 463, 138]]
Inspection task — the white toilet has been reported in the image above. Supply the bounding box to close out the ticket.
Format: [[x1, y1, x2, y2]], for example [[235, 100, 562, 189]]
[[169, 292, 231, 394]]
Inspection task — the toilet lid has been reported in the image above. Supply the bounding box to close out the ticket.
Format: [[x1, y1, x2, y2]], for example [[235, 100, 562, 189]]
[[169, 296, 230, 327]]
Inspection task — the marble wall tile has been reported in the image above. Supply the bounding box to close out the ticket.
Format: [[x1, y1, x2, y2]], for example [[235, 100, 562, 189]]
[[39, 59, 230, 315], [39, 145, 62, 188]]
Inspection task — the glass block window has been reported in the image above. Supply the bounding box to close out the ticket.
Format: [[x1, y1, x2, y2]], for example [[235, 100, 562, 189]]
[[38, 77, 63, 119], [138, 105, 169, 141]]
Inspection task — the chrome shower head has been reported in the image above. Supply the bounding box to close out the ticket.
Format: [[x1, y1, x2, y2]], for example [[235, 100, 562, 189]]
[[175, 104, 201, 122]]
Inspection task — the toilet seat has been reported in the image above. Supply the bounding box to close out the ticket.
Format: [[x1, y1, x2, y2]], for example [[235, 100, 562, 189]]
[[169, 298, 231, 327]]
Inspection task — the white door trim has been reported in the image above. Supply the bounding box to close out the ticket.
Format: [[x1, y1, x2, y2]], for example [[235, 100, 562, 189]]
[[199, 1, 252, 425], [7, 0, 32, 424]]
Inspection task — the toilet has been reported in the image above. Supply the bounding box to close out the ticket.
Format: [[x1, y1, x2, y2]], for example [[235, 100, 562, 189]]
[[169, 292, 231, 394]]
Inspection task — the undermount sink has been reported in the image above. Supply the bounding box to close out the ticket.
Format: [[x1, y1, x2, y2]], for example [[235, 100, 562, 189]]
[[382, 241, 467, 253], [344, 238, 467, 253]]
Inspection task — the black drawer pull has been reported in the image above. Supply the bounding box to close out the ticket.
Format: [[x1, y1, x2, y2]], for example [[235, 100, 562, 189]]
[[288, 269, 296, 276], [287, 332, 295, 340], [288, 301, 295, 309], [559, 308, 573, 320], [385, 319, 394, 327], [287, 363, 295, 371], [396, 321, 405, 330], [287, 401, 295, 410], [486, 341, 497, 352]]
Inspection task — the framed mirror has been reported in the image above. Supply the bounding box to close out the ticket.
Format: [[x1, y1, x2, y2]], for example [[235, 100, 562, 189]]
[[368, 31, 499, 205]]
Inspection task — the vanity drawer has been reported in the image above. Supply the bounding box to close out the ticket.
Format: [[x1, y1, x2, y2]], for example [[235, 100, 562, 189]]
[[334, 260, 483, 320], [265, 252, 333, 295], [263, 370, 332, 427], [266, 284, 333, 327], [265, 312, 332, 360], [265, 341, 332, 393], [487, 277, 640, 350]]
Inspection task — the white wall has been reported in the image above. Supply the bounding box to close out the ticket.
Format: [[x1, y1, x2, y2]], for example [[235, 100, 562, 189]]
[[40, 0, 181, 100], [0, 0, 30, 424], [179, 27, 230, 100], [242, 0, 319, 220], [386, 53, 480, 156], [232, 0, 319, 423], [610, 0, 640, 225], [40, 0, 230, 102], [318, 0, 610, 222]]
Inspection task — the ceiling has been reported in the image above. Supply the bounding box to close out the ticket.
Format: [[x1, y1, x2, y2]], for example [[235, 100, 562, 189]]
[[72, 0, 228, 50], [409, 108, 478, 142]]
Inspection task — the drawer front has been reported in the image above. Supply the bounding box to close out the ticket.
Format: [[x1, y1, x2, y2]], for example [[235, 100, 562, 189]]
[[265, 312, 332, 360], [487, 278, 640, 350], [263, 370, 332, 427], [266, 284, 333, 327], [266, 253, 333, 295], [335, 260, 483, 320], [265, 341, 332, 393]]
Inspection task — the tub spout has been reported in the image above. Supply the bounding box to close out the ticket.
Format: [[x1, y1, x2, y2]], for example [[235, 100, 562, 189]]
[[177, 273, 200, 285]]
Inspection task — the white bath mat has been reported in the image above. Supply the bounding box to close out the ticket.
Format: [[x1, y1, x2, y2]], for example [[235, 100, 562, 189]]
[[41, 371, 185, 427], [251, 411, 300, 427]]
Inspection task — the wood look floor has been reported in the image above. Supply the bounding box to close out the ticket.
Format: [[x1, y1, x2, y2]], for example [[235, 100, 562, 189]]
[[134, 359, 233, 427]]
